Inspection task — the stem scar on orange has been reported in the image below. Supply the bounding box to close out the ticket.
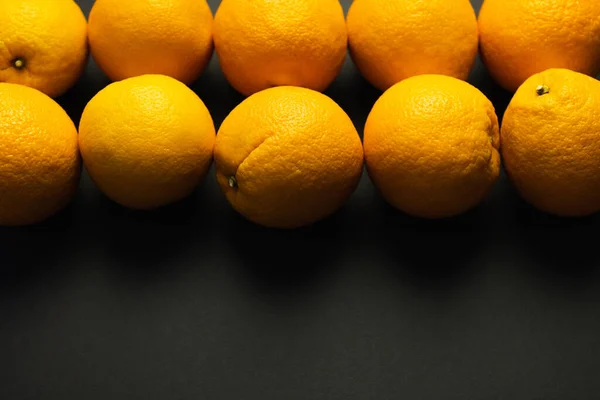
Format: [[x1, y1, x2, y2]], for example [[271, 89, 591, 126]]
[[501, 68, 600, 216], [0, 0, 88, 98]]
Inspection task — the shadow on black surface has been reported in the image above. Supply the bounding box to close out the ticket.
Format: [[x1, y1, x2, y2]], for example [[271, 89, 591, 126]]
[[324, 57, 382, 137], [226, 209, 345, 296], [95, 179, 217, 279], [56, 57, 112, 127], [506, 190, 600, 287], [0, 202, 80, 294], [190, 56, 245, 130], [469, 55, 513, 123], [372, 197, 488, 291]]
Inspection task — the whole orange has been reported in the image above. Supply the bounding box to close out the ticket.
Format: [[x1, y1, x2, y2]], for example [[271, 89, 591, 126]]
[[214, 86, 364, 229], [347, 0, 478, 92], [0, 83, 81, 226], [79, 75, 216, 210], [364, 75, 500, 219], [501, 69, 600, 216], [213, 0, 347, 96], [479, 0, 600, 92], [0, 0, 88, 98], [88, 0, 213, 84]]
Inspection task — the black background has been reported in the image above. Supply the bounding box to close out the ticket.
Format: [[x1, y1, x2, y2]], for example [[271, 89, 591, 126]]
[[2, 1, 600, 399]]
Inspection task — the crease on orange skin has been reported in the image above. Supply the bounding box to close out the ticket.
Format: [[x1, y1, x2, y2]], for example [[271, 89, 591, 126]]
[[214, 86, 364, 229], [216, 134, 277, 211]]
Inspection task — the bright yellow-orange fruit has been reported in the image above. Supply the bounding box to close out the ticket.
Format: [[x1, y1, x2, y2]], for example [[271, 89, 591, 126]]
[[88, 0, 213, 84], [347, 0, 478, 92], [214, 86, 364, 229], [0, 0, 88, 98], [364, 75, 500, 219], [479, 0, 600, 92], [79, 75, 216, 210], [502, 69, 600, 216], [0, 83, 80, 226], [213, 0, 347, 97]]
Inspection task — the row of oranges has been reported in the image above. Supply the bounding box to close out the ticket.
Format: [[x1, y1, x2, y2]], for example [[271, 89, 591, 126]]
[[1, 0, 600, 229], [3, 66, 598, 229], [2, 1, 599, 99]]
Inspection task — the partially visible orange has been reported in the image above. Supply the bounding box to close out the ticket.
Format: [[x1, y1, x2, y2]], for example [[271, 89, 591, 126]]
[[88, 0, 213, 84], [347, 0, 478, 92], [479, 0, 600, 92], [214, 86, 364, 229], [501, 69, 600, 216], [364, 75, 500, 218], [0, 0, 88, 98], [0, 83, 81, 226], [213, 0, 347, 96], [79, 75, 216, 210]]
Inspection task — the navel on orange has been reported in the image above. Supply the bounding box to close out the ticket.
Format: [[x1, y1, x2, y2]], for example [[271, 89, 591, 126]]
[[214, 86, 364, 229]]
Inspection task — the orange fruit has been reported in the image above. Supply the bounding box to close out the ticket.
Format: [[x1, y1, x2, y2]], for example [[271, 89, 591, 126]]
[[214, 86, 364, 229], [0, 83, 80, 226], [364, 75, 501, 219], [213, 0, 347, 96], [0, 0, 88, 98], [347, 0, 478, 92], [78, 74, 216, 210], [479, 0, 600, 92], [88, 0, 213, 84], [501, 68, 600, 216]]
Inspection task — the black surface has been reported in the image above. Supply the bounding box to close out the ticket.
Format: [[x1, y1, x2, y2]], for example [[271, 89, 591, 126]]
[[2, 1, 600, 399]]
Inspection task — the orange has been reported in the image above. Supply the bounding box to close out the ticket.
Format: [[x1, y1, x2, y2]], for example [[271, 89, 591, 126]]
[[364, 75, 501, 219], [0, 83, 80, 226], [214, 86, 364, 229], [501, 69, 600, 216], [347, 0, 478, 92], [78, 74, 216, 210], [479, 0, 600, 92], [88, 0, 213, 84], [213, 0, 347, 96], [0, 0, 88, 98]]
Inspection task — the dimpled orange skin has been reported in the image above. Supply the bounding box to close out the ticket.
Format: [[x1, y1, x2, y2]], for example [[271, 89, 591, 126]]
[[364, 75, 501, 219], [88, 0, 213, 84], [479, 0, 600, 93], [502, 69, 600, 217], [78, 75, 216, 210], [213, 0, 347, 97], [0, 83, 81, 226], [214, 86, 364, 229], [0, 0, 88, 98], [347, 0, 478, 92]]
